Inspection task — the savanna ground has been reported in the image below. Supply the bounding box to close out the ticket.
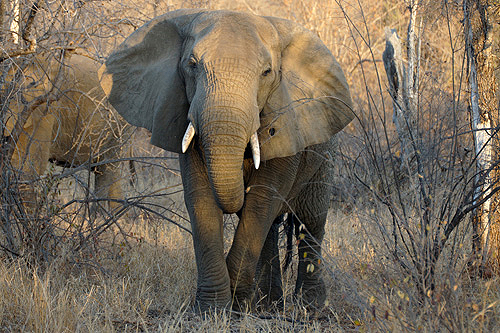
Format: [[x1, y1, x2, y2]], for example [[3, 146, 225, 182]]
[[1, 0, 500, 331]]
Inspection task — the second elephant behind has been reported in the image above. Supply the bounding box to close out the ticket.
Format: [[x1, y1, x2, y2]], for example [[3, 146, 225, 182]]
[[4, 54, 133, 213]]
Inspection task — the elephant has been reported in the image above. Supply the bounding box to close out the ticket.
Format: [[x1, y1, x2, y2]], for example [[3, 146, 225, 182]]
[[3, 53, 132, 214], [100, 9, 354, 311]]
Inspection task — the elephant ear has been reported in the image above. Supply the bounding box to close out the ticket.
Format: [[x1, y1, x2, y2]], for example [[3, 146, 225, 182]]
[[99, 9, 203, 153], [260, 17, 354, 160]]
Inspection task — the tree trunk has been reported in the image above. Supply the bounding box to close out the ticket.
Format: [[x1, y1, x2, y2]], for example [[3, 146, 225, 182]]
[[382, 0, 424, 179], [383, 27, 419, 171], [382, 1, 435, 294], [0, 0, 6, 43], [10, 0, 19, 44], [465, 0, 500, 274]]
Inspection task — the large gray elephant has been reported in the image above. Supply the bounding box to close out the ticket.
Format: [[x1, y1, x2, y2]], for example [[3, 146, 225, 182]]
[[4, 54, 132, 213], [100, 9, 354, 311]]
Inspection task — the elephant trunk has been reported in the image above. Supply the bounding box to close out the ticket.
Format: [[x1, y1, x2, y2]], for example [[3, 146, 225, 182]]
[[201, 115, 248, 213], [193, 61, 260, 213]]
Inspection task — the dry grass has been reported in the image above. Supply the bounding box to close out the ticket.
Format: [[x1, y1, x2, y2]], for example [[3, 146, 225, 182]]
[[0, 209, 498, 331], [2, 0, 500, 331], [0, 220, 352, 331]]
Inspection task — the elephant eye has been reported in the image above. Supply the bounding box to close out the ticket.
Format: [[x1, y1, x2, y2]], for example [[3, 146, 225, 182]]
[[262, 68, 272, 77], [187, 55, 198, 69]]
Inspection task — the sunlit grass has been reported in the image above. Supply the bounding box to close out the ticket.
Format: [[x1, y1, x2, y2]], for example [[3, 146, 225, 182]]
[[0, 205, 498, 331]]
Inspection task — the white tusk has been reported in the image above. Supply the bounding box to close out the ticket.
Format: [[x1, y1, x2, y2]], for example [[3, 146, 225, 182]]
[[182, 122, 195, 153], [250, 132, 260, 169]]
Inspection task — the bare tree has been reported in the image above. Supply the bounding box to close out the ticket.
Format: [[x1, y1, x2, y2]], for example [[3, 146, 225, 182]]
[[0, 0, 127, 261], [464, 0, 500, 274], [0, 0, 190, 262], [376, 0, 499, 301], [385, 0, 421, 167]]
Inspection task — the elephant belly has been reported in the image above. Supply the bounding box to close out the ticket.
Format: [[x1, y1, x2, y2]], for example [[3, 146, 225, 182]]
[[282, 140, 335, 211], [241, 139, 333, 218], [49, 132, 97, 167], [49, 106, 121, 167]]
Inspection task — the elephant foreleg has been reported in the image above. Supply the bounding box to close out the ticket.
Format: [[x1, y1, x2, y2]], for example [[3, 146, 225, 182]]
[[179, 149, 231, 311], [293, 165, 331, 310], [227, 155, 300, 310], [255, 216, 283, 309], [94, 162, 123, 214]]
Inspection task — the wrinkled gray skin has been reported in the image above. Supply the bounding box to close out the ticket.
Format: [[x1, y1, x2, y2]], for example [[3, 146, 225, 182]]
[[101, 9, 354, 311], [5, 54, 131, 213]]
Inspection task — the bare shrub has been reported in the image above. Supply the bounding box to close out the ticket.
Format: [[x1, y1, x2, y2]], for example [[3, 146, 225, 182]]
[[0, 0, 165, 263], [324, 0, 500, 330]]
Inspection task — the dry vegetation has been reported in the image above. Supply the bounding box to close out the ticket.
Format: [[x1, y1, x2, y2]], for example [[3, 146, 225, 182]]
[[1, 0, 500, 331]]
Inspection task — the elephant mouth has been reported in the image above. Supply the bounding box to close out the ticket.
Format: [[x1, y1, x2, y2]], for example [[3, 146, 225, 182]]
[[180, 121, 261, 213], [182, 121, 260, 169]]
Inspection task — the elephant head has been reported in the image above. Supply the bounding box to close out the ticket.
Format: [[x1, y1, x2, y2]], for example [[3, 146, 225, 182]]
[[100, 9, 353, 214]]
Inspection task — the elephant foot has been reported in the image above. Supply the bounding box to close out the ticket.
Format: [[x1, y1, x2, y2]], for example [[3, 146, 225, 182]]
[[228, 285, 284, 313], [254, 281, 284, 311], [255, 293, 284, 312], [194, 288, 232, 313], [294, 277, 327, 311], [229, 285, 257, 312]]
